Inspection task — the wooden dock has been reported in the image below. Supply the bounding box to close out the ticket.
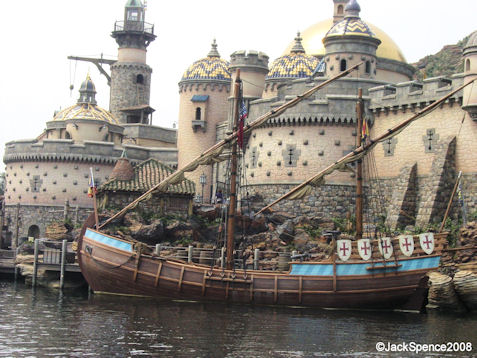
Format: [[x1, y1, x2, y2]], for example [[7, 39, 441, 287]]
[[1, 239, 83, 288]]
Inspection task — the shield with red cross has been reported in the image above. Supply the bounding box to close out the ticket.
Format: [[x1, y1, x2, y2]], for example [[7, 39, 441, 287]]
[[357, 239, 372, 261], [398, 235, 414, 257], [419, 233, 435, 255], [337, 239, 352, 261], [377, 237, 393, 259]]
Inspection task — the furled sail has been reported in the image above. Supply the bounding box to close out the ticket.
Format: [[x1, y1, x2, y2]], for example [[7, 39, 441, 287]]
[[99, 63, 364, 229], [256, 78, 476, 215]]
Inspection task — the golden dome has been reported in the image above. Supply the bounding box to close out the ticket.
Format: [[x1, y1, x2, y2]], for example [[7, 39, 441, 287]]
[[53, 104, 119, 124], [283, 19, 406, 63]]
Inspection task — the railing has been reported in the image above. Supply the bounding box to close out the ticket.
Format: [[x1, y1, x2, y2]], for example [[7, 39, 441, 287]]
[[153, 244, 298, 271], [113, 21, 154, 35]]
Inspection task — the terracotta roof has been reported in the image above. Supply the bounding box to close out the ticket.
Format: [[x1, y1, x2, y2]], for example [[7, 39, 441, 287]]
[[110, 157, 134, 181], [100, 158, 195, 195]]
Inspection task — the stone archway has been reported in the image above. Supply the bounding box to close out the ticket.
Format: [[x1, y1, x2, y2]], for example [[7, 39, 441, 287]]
[[28, 225, 40, 239]]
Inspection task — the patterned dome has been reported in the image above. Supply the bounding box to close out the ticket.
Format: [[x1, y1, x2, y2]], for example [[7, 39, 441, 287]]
[[267, 33, 319, 80], [181, 40, 231, 82], [53, 74, 118, 123], [53, 104, 119, 123], [325, 17, 376, 38]]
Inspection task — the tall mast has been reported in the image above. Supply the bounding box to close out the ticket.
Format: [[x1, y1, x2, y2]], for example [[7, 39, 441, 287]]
[[226, 69, 242, 270], [355, 88, 363, 240]]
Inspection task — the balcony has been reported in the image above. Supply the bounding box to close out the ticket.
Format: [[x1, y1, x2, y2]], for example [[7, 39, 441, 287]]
[[192, 120, 206, 132], [113, 21, 154, 35]]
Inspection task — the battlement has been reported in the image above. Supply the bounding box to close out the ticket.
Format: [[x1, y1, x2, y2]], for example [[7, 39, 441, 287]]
[[229, 50, 269, 73], [369, 74, 465, 111], [4, 139, 177, 167]]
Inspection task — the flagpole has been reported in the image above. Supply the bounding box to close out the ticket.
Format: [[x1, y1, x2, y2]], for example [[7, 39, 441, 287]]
[[90, 167, 99, 229]]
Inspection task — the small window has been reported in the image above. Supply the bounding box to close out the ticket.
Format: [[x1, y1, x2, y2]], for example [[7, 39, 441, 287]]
[[128, 11, 139, 21], [127, 115, 140, 123], [337, 5, 344, 15], [136, 74, 144, 84], [195, 108, 201, 121], [466, 59, 471, 72], [365, 61, 371, 74], [65, 131, 71, 139], [340, 59, 347, 72]]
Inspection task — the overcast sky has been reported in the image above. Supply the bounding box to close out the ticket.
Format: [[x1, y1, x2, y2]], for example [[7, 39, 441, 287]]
[[1, 0, 476, 164]]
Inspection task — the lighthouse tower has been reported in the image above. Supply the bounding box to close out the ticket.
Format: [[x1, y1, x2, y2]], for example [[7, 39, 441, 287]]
[[110, 0, 156, 124]]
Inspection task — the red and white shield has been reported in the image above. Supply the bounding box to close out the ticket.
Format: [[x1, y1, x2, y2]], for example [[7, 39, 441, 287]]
[[378, 237, 393, 259], [337, 239, 352, 261], [398, 235, 414, 257], [357, 239, 372, 261], [419, 233, 435, 255]]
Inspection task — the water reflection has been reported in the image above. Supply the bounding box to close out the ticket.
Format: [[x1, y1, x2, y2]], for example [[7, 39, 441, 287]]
[[0, 281, 476, 357]]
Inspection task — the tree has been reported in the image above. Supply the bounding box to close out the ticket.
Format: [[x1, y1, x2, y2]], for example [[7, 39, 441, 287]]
[[0, 172, 4, 195]]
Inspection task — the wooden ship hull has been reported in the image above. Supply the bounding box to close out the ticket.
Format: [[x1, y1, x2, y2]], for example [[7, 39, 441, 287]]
[[78, 228, 447, 311]]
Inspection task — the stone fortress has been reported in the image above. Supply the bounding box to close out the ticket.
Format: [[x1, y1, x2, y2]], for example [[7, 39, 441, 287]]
[[3, 0, 177, 242], [3, 0, 477, 243], [177, 0, 477, 230]]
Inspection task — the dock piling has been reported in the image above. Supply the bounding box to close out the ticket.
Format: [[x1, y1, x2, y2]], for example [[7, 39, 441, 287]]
[[254, 249, 259, 270], [60, 240, 67, 289], [32, 239, 39, 287], [188, 245, 193, 263]]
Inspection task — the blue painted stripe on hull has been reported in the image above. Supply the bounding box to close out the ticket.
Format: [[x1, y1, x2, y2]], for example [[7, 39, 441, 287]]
[[85, 229, 133, 252], [289, 256, 440, 276]]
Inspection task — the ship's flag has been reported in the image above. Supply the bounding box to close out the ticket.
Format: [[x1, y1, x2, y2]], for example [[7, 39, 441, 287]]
[[361, 116, 369, 141], [238, 99, 247, 149], [87, 167, 97, 198]]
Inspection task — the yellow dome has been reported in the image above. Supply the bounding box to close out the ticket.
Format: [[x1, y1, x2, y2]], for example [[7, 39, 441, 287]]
[[53, 104, 119, 124], [283, 19, 406, 63], [181, 57, 231, 82]]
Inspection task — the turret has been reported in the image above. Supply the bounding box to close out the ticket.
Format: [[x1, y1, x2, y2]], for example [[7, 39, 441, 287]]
[[462, 31, 477, 120], [323, 0, 381, 79], [177, 40, 231, 203], [333, 0, 349, 24], [110, 0, 156, 124]]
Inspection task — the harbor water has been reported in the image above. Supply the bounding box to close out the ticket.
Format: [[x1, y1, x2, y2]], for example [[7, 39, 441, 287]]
[[0, 280, 476, 357]]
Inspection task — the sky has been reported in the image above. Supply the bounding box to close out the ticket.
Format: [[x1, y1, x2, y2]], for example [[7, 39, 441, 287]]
[[1, 0, 476, 164]]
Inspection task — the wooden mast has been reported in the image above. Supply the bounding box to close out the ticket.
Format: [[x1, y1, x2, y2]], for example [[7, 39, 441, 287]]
[[355, 88, 363, 240], [226, 69, 241, 270]]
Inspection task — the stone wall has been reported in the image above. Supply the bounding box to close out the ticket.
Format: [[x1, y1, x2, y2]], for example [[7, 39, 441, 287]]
[[244, 183, 356, 219], [100, 192, 192, 218], [4, 203, 92, 243]]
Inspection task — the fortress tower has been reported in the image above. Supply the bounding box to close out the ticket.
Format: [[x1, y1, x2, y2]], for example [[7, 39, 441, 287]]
[[177, 41, 231, 203], [463, 31, 477, 119], [323, 0, 381, 79], [110, 0, 156, 125]]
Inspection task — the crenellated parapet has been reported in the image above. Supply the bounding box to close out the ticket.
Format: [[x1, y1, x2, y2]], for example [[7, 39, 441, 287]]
[[229, 50, 269, 73], [4, 139, 177, 167], [369, 75, 465, 113]]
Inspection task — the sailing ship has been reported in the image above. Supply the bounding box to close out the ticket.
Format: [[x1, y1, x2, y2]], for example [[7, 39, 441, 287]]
[[78, 64, 473, 311]]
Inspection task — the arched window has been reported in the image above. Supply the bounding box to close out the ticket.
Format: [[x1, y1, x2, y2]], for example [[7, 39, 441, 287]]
[[136, 74, 144, 84], [340, 59, 347, 72], [65, 131, 71, 139], [28, 225, 40, 239], [337, 5, 344, 14], [365, 61, 371, 74], [195, 107, 201, 121], [466, 59, 471, 72]]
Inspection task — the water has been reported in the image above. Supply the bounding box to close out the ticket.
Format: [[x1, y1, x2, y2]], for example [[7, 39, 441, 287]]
[[0, 280, 476, 357]]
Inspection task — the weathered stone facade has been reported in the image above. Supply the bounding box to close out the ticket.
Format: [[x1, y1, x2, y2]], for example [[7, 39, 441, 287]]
[[4, 203, 92, 242]]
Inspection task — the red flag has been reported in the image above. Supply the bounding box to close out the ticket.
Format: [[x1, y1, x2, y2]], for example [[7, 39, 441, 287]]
[[238, 99, 247, 149]]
